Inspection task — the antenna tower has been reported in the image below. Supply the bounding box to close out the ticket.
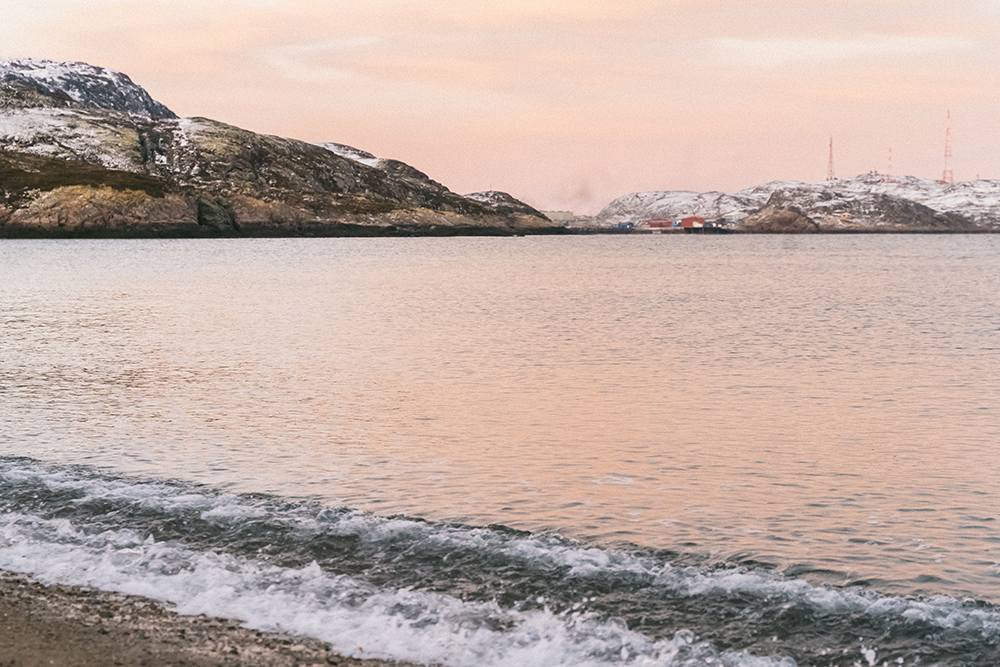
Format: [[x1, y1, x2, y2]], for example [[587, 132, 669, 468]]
[[884, 147, 897, 184], [941, 110, 953, 184], [827, 136, 835, 181]]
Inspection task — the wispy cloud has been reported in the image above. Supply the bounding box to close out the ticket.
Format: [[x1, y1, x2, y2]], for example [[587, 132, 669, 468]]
[[707, 35, 970, 67], [261, 38, 382, 82]]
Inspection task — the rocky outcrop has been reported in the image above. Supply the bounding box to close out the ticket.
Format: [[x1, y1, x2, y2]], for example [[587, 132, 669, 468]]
[[464, 190, 548, 218], [595, 190, 759, 228], [783, 174, 1000, 229], [0, 151, 556, 237], [760, 185, 975, 231], [0, 76, 76, 112], [1, 186, 204, 237], [740, 206, 819, 233], [0, 58, 176, 119], [0, 58, 559, 237]]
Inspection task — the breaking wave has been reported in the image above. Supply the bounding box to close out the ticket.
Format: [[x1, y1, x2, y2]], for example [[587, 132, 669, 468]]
[[2, 456, 998, 666]]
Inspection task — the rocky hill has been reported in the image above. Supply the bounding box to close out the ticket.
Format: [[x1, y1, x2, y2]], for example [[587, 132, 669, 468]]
[[0, 58, 557, 237], [464, 190, 549, 218], [594, 174, 1000, 232], [0, 57, 176, 119], [594, 190, 759, 228], [745, 178, 975, 232]]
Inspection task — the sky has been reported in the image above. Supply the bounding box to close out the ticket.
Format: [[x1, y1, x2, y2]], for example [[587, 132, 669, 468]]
[[3, 0, 999, 214]]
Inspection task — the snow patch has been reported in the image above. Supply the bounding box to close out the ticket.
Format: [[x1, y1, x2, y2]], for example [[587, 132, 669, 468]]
[[595, 174, 1000, 229], [313, 142, 383, 168], [1, 57, 176, 119]]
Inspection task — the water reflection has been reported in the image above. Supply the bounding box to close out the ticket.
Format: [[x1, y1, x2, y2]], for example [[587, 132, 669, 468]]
[[1, 236, 998, 600]]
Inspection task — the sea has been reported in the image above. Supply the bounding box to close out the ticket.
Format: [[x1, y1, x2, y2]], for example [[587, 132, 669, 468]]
[[1, 235, 998, 666]]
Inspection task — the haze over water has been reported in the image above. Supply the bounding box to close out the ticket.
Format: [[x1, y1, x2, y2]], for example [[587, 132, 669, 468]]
[[2, 235, 1000, 666]]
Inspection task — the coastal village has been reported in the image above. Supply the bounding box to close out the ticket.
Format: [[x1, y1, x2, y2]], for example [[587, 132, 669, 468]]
[[617, 212, 748, 232]]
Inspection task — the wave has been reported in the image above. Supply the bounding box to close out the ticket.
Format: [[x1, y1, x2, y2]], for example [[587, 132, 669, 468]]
[[2, 456, 997, 666]]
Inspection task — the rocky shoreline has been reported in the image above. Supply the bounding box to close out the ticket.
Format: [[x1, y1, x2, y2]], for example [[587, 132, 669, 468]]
[[0, 569, 419, 667]]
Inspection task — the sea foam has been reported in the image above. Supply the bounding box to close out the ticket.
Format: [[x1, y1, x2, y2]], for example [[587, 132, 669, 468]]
[[3, 457, 999, 666]]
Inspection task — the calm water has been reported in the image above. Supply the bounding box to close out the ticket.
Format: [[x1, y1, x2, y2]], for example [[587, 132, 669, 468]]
[[2, 236, 999, 666]]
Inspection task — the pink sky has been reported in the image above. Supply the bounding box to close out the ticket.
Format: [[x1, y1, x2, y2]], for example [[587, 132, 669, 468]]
[[4, 0, 999, 214]]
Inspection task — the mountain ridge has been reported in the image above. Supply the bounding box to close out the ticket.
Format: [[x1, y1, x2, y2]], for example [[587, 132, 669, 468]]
[[593, 174, 1000, 231], [3, 57, 997, 236], [0, 57, 177, 119], [0, 57, 556, 237]]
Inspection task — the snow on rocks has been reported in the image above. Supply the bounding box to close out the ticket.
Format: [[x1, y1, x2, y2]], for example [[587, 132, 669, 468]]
[[0, 107, 145, 173], [464, 190, 545, 216], [595, 190, 762, 228], [0, 57, 176, 119], [313, 142, 383, 168], [594, 174, 1000, 230]]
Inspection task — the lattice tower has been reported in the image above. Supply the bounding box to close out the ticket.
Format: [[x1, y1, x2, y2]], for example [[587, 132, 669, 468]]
[[884, 147, 897, 184], [827, 137, 835, 181], [942, 110, 954, 184]]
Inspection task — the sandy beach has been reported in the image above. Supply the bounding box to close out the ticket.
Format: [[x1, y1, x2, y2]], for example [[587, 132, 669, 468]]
[[0, 570, 416, 667]]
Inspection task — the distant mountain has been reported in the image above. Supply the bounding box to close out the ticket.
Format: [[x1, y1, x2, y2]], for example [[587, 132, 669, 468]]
[[593, 174, 1000, 232], [743, 176, 976, 232], [794, 174, 1000, 229], [0, 58, 557, 237]]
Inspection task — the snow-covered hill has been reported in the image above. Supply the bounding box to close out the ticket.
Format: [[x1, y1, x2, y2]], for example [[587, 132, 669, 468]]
[[0, 57, 176, 119], [806, 174, 1000, 228], [0, 57, 557, 236], [594, 174, 1000, 230], [595, 190, 760, 227], [464, 190, 547, 218]]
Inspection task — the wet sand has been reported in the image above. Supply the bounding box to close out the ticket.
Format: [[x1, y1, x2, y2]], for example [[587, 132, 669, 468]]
[[0, 570, 418, 667]]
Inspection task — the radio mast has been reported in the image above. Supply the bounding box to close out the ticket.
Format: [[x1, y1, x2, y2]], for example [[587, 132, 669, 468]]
[[827, 137, 835, 181], [941, 110, 954, 184], [884, 147, 897, 184]]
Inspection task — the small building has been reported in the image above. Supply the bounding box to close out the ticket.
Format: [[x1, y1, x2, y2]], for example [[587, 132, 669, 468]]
[[616, 222, 634, 230], [646, 219, 672, 228], [723, 211, 748, 225], [681, 216, 706, 228]]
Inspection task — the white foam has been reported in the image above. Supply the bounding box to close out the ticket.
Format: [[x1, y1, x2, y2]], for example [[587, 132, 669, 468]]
[[5, 461, 1000, 659], [0, 509, 792, 667]]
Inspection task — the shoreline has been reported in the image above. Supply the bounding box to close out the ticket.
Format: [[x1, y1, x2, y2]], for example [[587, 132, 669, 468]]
[[565, 227, 1000, 234], [2, 226, 999, 239], [0, 225, 570, 239], [0, 569, 418, 667]]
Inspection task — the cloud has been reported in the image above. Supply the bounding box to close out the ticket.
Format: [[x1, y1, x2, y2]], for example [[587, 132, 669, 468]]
[[261, 38, 381, 82], [706, 35, 970, 67]]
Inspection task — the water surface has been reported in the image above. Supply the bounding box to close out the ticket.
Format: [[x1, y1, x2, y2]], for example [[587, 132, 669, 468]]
[[2, 235, 999, 666]]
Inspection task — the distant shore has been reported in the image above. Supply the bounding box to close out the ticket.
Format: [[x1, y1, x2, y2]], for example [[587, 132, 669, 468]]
[[0, 222, 571, 240], [0, 569, 415, 667], [565, 226, 1000, 234], [2, 225, 999, 239]]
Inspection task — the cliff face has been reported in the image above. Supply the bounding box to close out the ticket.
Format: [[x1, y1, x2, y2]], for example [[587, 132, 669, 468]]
[[0, 58, 558, 237]]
